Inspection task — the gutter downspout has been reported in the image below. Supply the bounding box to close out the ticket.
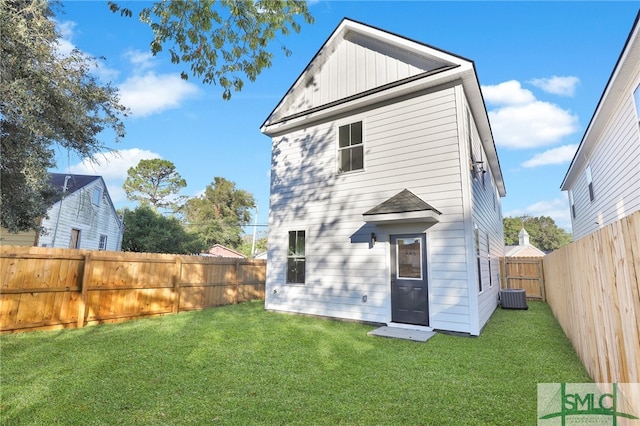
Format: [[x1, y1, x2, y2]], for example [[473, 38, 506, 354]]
[[51, 175, 71, 247]]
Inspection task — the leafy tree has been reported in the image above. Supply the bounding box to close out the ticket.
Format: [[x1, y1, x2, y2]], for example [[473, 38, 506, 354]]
[[238, 230, 268, 257], [121, 206, 204, 254], [184, 177, 255, 249], [503, 216, 572, 252], [108, 0, 314, 99], [123, 159, 187, 213], [1, 0, 127, 232]]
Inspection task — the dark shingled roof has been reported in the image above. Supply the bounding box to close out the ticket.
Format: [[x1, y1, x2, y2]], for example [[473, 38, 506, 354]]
[[49, 173, 100, 202], [363, 189, 442, 216]]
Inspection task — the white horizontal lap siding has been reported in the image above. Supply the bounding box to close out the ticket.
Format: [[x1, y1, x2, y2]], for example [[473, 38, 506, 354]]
[[268, 86, 467, 325], [38, 180, 122, 250], [569, 95, 640, 240], [467, 99, 504, 332]]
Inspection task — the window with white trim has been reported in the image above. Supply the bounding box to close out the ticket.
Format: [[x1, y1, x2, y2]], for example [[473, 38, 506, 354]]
[[99, 235, 107, 250], [569, 190, 576, 218], [338, 121, 363, 173], [486, 231, 492, 287], [585, 165, 595, 202], [287, 230, 305, 284], [475, 224, 482, 292], [92, 188, 102, 206]]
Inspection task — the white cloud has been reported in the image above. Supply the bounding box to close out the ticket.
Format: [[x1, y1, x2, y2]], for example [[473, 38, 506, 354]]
[[118, 72, 200, 117], [482, 80, 536, 106], [505, 198, 572, 232], [483, 80, 580, 149], [522, 144, 578, 168], [529, 76, 580, 97], [68, 149, 161, 203], [124, 49, 155, 72], [54, 20, 76, 56], [489, 101, 578, 149], [54, 19, 120, 83]]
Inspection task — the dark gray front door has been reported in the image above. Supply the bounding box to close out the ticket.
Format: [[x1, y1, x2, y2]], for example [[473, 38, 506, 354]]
[[390, 234, 428, 326]]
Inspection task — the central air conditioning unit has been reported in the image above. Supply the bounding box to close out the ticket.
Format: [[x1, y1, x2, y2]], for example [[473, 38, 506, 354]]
[[500, 289, 528, 310]]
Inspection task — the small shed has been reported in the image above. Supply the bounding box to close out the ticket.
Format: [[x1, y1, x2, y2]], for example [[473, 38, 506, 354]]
[[504, 228, 546, 257]]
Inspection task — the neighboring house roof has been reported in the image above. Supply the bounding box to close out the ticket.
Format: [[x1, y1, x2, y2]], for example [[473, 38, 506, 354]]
[[204, 244, 245, 258], [260, 17, 505, 197], [363, 189, 442, 225], [49, 173, 122, 229], [505, 227, 546, 257], [50, 174, 100, 201], [561, 11, 640, 190]]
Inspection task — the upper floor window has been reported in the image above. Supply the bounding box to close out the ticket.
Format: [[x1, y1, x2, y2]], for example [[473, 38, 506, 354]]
[[585, 165, 595, 202], [569, 190, 576, 218], [338, 121, 363, 173], [92, 188, 102, 206]]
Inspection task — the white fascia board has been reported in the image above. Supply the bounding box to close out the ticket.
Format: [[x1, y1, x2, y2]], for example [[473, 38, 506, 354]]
[[363, 210, 441, 225]]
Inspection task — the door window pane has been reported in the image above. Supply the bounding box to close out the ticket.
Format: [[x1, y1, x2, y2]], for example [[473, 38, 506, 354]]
[[396, 238, 422, 279]]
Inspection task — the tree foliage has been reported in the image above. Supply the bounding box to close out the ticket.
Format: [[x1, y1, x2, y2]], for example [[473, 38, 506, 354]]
[[238, 230, 268, 257], [121, 206, 204, 254], [184, 177, 255, 249], [503, 215, 572, 252], [123, 159, 187, 213], [0, 0, 127, 232], [108, 0, 314, 99]]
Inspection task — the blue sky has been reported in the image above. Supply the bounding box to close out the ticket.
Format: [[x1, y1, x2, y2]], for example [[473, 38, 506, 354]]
[[53, 1, 639, 233]]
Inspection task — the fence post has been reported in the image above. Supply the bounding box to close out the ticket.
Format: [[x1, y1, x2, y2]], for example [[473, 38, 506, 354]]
[[172, 256, 182, 314], [538, 259, 546, 302], [76, 252, 92, 329], [234, 259, 240, 304]]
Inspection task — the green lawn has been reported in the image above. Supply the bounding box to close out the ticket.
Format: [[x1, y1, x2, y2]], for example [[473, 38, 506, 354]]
[[1, 300, 590, 425]]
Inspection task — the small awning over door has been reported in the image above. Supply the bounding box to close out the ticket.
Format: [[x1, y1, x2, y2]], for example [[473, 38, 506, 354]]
[[362, 189, 442, 225]]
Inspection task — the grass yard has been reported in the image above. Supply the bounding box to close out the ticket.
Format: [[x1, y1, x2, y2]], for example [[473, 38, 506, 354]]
[[1, 300, 590, 425]]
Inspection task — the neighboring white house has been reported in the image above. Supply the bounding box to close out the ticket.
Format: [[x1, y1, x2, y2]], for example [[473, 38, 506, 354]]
[[561, 12, 640, 240], [504, 228, 546, 257], [37, 174, 123, 250], [260, 19, 506, 336]]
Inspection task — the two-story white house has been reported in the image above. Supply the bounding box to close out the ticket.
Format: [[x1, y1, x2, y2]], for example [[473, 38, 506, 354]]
[[37, 174, 123, 250], [260, 19, 506, 336], [561, 12, 640, 240]]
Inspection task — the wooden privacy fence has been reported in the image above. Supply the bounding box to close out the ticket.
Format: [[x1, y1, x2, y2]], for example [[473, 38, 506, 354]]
[[0, 246, 266, 333], [499, 256, 545, 300], [543, 211, 640, 386]]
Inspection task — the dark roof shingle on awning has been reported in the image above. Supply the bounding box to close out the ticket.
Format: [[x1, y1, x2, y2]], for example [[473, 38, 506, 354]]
[[363, 189, 441, 225]]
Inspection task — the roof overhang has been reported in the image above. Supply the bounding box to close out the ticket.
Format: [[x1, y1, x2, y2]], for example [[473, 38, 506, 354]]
[[363, 210, 441, 225], [362, 189, 442, 225]]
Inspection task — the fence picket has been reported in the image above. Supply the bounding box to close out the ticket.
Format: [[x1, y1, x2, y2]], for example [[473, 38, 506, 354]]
[[0, 247, 266, 333], [543, 211, 640, 384]]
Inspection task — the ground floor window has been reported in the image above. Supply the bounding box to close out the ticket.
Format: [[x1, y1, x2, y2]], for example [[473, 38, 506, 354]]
[[287, 230, 305, 284], [99, 235, 107, 250]]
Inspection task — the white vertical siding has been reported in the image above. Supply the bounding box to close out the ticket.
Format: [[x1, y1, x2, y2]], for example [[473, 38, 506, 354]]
[[276, 37, 443, 120], [267, 85, 482, 332], [567, 91, 640, 240], [38, 180, 122, 250]]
